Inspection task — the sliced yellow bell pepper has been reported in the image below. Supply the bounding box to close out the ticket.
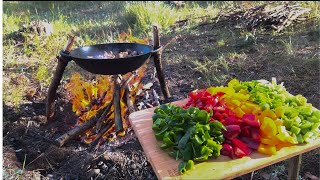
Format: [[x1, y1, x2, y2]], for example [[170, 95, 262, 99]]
[[260, 117, 278, 137], [258, 144, 277, 155], [234, 107, 246, 118]]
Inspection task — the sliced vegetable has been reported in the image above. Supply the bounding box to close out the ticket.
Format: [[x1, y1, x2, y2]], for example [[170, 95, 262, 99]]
[[153, 104, 225, 174]]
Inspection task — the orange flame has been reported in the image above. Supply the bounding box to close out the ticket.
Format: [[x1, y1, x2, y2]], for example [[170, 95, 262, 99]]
[[65, 73, 113, 124]]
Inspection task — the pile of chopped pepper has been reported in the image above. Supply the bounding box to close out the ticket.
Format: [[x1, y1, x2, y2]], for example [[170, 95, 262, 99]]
[[152, 78, 320, 174], [152, 104, 226, 174]]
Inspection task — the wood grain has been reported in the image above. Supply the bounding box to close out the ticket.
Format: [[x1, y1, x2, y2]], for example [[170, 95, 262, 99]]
[[129, 99, 320, 180]]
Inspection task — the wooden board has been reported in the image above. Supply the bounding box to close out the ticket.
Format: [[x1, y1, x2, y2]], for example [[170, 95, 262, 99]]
[[129, 99, 320, 180]]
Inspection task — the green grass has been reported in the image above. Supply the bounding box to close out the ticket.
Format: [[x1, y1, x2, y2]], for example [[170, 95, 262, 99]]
[[159, 1, 319, 93], [2, 1, 223, 107], [122, 2, 180, 35], [3, 1, 320, 108], [122, 1, 220, 36]]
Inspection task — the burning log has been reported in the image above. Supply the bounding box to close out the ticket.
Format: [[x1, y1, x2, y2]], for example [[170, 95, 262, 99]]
[[152, 24, 171, 100], [95, 96, 114, 133], [78, 86, 110, 117], [89, 119, 114, 150], [124, 87, 135, 114], [113, 75, 124, 135], [121, 71, 137, 88], [55, 99, 114, 147]]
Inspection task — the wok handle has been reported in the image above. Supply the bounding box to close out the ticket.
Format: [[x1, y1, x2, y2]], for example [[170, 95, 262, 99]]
[[60, 51, 73, 61], [150, 45, 163, 55]]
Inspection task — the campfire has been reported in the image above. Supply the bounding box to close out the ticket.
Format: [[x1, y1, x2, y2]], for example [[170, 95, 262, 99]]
[[64, 66, 147, 147], [47, 25, 172, 148]]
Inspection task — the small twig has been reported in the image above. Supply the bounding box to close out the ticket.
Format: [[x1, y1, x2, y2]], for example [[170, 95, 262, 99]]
[[174, 15, 210, 25], [162, 35, 180, 51], [145, 102, 154, 108], [89, 120, 114, 151], [44, 155, 53, 170], [152, 89, 160, 106], [26, 149, 55, 167]]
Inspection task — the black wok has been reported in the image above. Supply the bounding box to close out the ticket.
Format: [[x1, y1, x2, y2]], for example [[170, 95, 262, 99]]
[[60, 43, 161, 75]]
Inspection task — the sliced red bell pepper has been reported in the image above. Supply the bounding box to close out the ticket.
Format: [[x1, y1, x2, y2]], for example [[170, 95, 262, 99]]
[[239, 136, 260, 150], [223, 125, 241, 140], [240, 126, 251, 137], [234, 147, 247, 158], [242, 114, 260, 127], [251, 128, 261, 141], [221, 143, 233, 157], [231, 138, 252, 155]]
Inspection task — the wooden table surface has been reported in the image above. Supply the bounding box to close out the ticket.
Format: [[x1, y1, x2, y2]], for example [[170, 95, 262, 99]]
[[129, 99, 320, 180]]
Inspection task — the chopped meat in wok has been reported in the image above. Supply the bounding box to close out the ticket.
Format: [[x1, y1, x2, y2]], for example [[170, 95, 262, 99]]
[[88, 49, 144, 59]]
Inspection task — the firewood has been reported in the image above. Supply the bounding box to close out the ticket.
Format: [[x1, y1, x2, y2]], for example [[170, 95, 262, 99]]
[[55, 99, 113, 147], [95, 90, 108, 107], [192, 2, 310, 32], [80, 86, 112, 116], [124, 87, 135, 114], [95, 96, 114, 133], [89, 119, 114, 150], [113, 75, 123, 135]]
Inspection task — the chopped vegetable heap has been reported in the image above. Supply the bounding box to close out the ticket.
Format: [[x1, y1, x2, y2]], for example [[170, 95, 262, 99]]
[[152, 104, 226, 174], [152, 78, 320, 174]]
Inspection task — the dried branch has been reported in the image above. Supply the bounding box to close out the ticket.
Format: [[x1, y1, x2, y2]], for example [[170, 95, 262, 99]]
[[193, 2, 311, 32], [89, 119, 114, 150], [95, 96, 114, 133], [55, 99, 113, 147], [152, 24, 171, 99]]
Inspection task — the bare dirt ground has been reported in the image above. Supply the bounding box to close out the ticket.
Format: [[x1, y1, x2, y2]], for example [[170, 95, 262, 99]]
[[3, 19, 320, 180]]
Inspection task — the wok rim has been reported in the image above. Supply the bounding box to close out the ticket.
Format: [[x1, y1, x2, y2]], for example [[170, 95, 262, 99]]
[[69, 42, 154, 61]]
